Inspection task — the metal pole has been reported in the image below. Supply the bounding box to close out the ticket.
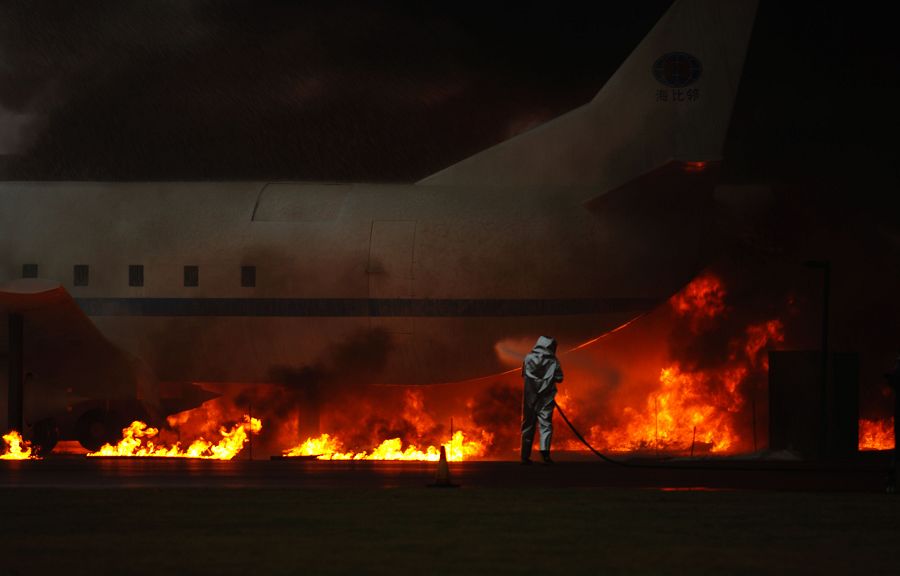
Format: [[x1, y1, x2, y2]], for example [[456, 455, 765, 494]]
[[820, 263, 831, 458], [889, 367, 899, 494], [7, 313, 24, 433], [805, 260, 831, 459]]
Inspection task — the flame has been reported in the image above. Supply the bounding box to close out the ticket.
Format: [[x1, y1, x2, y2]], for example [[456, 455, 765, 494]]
[[283, 430, 486, 461], [582, 274, 784, 454], [281, 387, 487, 461], [155, 272, 795, 460], [87, 415, 262, 459], [859, 418, 894, 451], [0, 430, 40, 460], [593, 364, 747, 453], [670, 271, 726, 327]]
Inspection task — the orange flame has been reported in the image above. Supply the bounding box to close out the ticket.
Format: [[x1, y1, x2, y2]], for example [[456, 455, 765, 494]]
[[744, 321, 783, 369], [0, 430, 39, 460], [859, 418, 894, 451], [281, 387, 487, 461], [670, 271, 726, 328], [592, 365, 744, 453], [157, 272, 792, 460], [283, 430, 486, 461], [87, 415, 262, 460], [582, 274, 784, 454]]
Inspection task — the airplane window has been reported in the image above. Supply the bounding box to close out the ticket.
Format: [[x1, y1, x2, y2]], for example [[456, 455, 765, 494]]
[[184, 265, 199, 287], [22, 264, 38, 278], [241, 265, 256, 288], [129, 265, 144, 287], [73, 265, 89, 286]]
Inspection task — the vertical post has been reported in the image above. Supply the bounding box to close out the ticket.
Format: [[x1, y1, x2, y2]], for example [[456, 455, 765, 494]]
[[7, 313, 24, 433], [890, 367, 899, 494], [805, 260, 831, 459], [820, 262, 831, 458]]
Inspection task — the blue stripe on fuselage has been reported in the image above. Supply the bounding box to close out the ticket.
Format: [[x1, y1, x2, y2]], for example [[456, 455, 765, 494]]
[[74, 297, 659, 317]]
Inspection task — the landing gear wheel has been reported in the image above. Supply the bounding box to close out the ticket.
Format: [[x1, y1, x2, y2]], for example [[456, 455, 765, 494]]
[[75, 409, 122, 452], [30, 418, 59, 455]]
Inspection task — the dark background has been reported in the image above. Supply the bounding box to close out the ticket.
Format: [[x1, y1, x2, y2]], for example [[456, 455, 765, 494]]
[[1, 1, 896, 188], [2, 1, 898, 414]]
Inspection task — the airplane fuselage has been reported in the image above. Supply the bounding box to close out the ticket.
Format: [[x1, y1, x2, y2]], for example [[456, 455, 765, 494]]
[[0, 177, 707, 385]]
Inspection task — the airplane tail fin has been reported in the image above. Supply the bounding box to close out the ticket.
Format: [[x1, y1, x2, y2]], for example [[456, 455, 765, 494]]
[[417, 0, 758, 192]]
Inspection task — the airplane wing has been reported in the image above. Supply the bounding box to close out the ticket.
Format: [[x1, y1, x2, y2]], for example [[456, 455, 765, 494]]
[[1, 279, 159, 424]]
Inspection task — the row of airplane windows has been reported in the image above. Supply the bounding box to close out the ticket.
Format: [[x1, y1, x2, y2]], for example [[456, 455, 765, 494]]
[[20, 264, 257, 288]]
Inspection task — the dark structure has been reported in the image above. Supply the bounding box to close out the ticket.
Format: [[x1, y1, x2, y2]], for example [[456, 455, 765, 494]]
[[769, 350, 858, 459], [885, 359, 900, 492]]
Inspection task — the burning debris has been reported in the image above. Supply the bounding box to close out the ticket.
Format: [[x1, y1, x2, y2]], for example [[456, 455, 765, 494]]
[[0, 430, 39, 460], [859, 418, 895, 451], [282, 430, 486, 461], [86, 415, 261, 459]]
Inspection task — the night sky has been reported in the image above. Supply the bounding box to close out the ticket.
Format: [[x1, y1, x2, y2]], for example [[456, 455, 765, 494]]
[[2, 1, 899, 409], [1, 1, 897, 191]]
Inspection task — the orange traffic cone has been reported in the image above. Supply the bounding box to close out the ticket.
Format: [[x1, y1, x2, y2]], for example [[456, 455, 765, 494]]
[[427, 445, 459, 488]]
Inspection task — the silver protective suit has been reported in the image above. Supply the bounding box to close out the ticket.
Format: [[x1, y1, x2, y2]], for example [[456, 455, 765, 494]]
[[521, 336, 564, 460]]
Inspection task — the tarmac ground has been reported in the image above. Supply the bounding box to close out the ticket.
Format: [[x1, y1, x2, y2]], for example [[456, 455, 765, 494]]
[[1, 454, 897, 575], [0, 451, 893, 491]]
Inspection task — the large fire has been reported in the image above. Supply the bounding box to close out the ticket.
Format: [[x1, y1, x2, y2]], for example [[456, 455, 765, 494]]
[[155, 272, 791, 460], [273, 273, 783, 459], [87, 415, 261, 459], [283, 430, 486, 461], [273, 387, 488, 461], [573, 273, 785, 454], [670, 273, 727, 324], [859, 418, 894, 451], [0, 430, 39, 460]]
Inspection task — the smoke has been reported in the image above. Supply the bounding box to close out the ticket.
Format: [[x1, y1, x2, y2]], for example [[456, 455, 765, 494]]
[[465, 266, 798, 456], [166, 327, 489, 456], [0, 1, 666, 180], [266, 328, 392, 396], [159, 262, 803, 458], [469, 381, 521, 453], [0, 2, 219, 160], [230, 329, 396, 451], [159, 249, 895, 459]]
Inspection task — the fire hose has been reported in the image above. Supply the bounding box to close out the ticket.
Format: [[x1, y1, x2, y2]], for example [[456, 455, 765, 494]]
[[553, 402, 630, 467], [555, 401, 791, 470], [556, 399, 818, 472]]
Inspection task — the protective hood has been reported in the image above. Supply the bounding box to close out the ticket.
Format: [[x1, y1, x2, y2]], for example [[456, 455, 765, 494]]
[[530, 336, 558, 359]]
